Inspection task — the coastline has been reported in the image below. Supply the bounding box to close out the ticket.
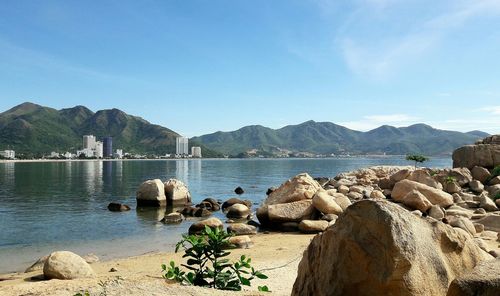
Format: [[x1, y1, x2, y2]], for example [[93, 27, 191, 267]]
[[0, 232, 314, 296]]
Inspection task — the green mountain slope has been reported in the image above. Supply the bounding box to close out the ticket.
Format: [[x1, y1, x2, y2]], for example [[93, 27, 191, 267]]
[[0, 102, 221, 157], [192, 121, 489, 156]]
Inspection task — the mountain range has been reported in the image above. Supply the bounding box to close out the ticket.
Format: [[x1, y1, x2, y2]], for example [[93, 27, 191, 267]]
[[0, 102, 490, 157], [192, 121, 489, 157], [0, 102, 221, 157]]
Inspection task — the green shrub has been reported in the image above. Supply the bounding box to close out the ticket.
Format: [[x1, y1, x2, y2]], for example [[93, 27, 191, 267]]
[[491, 166, 500, 178], [162, 226, 269, 291], [445, 176, 457, 184]]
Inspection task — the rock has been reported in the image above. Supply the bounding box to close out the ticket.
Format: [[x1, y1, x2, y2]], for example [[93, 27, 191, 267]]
[[291, 200, 492, 296], [390, 169, 412, 183], [429, 205, 445, 220], [411, 210, 423, 217], [109, 268, 118, 272], [450, 168, 474, 186], [370, 190, 385, 199], [479, 195, 499, 212], [444, 182, 462, 194], [312, 191, 343, 215], [452, 141, 500, 169], [474, 223, 485, 233], [407, 169, 443, 190], [446, 205, 474, 218], [278, 222, 300, 232], [403, 190, 432, 212], [107, 202, 131, 212], [475, 215, 500, 232], [193, 208, 210, 217], [337, 185, 350, 194], [470, 180, 485, 193], [188, 217, 223, 235], [475, 208, 487, 215], [449, 216, 476, 236], [349, 185, 365, 194], [321, 214, 338, 222], [164, 179, 191, 205], [25, 255, 49, 273], [267, 200, 315, 222], [472, 166, 492, 183], [200, 198, 221, 211], [298, 220, 329, 234], [263, 173, 321, 205], [392, 179, 454, 207], [329, 193, 352, 210], [489, 176, 500, 186], [266, 187, 276, 195], [234, 186, 244, 195], [487, 185, 500, 196], [222, 198, 252, 211], [446, 259, 500, 296], [247, 220, 261, 228], [136, 179, 166, 207], [334, 179, 356, 188], [43, 251, 96, 280], [162, 212, 185, 224], [227, 223, 257, 235], [497, 199, 500, 207], [228, 236, 253, 249], [347, 192, 363, 200], [226, 204, 250, 219], [82, 254, 99, 264], [180, 206, 197, 216], [378, 177, 395, 190]]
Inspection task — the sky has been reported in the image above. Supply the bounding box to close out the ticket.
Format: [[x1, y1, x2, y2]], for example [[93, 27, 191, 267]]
[[1, 0, 500, 137]]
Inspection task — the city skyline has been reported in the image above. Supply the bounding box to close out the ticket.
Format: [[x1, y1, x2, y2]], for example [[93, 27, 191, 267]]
[[0, 1, 499, 136]]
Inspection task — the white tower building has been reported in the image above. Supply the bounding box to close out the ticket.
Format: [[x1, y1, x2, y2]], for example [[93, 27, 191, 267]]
[[176, 137, 189, 156]]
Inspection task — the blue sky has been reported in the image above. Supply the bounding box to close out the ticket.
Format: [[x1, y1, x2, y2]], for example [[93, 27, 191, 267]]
[[1, 0, 500, 136]]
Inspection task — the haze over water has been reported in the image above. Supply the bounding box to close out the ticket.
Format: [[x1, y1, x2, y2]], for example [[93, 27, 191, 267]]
[[0, 157, 451, 273]]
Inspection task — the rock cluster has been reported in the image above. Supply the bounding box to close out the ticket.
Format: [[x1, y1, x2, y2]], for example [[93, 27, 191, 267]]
[[453, 135, 500, 169], [136, 178, 191, 207]]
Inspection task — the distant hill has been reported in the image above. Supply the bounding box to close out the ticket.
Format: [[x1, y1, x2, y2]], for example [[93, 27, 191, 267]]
[[0, 102, 221, 157], [192, 120, 489, 156]]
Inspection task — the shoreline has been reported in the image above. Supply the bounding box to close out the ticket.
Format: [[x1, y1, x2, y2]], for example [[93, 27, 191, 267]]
[[0, 232, 314, 296]]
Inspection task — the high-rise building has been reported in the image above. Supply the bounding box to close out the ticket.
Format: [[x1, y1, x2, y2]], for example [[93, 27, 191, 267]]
[[176, 137, 189, 156], [103, 137, 113, 158], [191, 146, 202, 158], [83, 135, 96, 149], [95, 141, 104, 158]]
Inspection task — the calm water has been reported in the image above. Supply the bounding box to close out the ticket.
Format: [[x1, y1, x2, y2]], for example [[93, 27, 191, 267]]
[[0, 157, 451, 273]]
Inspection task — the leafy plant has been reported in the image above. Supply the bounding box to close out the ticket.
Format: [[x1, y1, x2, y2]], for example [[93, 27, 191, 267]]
[[445, 176, 457, 184], [491, 166, 500, 178], [74, 292, 90, 296], [162, 226, 268, 291], [406, 154, 429, 168]]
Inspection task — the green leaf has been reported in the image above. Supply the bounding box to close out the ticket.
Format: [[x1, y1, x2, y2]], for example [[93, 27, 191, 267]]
[[240, 277, 251, 286], [255, 272, 268, 279], [258, 285, 270, 292]]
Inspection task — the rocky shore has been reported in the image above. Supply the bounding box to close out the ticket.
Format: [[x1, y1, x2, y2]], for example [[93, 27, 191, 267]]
[[1, 135, 499, 295]]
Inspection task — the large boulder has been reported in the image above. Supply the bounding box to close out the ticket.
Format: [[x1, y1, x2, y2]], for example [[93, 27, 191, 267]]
[[136, 179, 167, 207], [164, 179, 191, 205], [472, 166, 492, 183], [267, 199, 316, 222], [298, 220, 329, 234], [407, 169, 443, 190], [402, 190, 432, 212], [226, 203, 251, 219], [43, 251, 96, 280], [447, 259, 500, 296], [452, 136, 500, 169], [263, 173, 321, 206], [392, 179, 454, 207], [222, 198, 252, 211], [292, 200, 492, 296], [312, 191, 343, 215], [227, 223, 257, 235]]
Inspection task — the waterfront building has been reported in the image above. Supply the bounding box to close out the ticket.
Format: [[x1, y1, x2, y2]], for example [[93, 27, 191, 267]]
[[95, 141, 104, 158], [114, 149, 123, 159], [77, 148, 94, 158], [191, 146, 202, 158], [83, 135, 96, 149], [103, 137, 113, 158], [176, 137, 189, 156], [63, 152, 73, 159], [50, 152, 60, 158], [0, 150, 15, 159]]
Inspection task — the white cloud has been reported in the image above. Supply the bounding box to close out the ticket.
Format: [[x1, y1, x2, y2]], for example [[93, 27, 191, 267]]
[[339, 0, 500, 79], [480, 106, 500, 115], [340, 113, 420, 131]]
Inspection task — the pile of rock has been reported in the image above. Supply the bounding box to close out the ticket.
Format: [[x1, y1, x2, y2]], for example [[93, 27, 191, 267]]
[[453, 135, 500, 169], [136, 178, 191, 207]]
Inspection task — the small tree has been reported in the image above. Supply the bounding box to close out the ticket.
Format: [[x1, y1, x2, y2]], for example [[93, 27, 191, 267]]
[[406, 154, 429, 169]]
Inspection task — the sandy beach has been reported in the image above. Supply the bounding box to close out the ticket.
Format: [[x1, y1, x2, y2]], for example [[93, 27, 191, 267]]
[[0, 232, 314, 296]]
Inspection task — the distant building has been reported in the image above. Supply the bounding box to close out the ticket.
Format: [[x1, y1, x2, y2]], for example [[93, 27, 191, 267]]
[[77, 148, 94, 158], [191, 146, 202, 158], [63, 152, 73, 159], [50, 151, 60, 158], [83, 135, 96, 149], [176, 137, 189, 156], [103, 137, 113, 158], [95, 141, 104, 158], [114, 149, 123, 159], [0, 150, 15, 159]]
